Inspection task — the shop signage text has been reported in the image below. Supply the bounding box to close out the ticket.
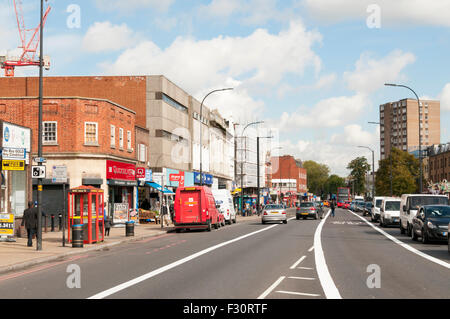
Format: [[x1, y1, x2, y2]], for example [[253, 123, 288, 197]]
[[0, 214, 14, 236], [1, 147, 26, 160], [106, 160, 136, 181], [2, 160, 25, 171]]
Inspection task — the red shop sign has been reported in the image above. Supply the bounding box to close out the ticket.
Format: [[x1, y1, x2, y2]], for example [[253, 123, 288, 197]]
[[106, 160, 136, 181], [136, 167, 146, 179]]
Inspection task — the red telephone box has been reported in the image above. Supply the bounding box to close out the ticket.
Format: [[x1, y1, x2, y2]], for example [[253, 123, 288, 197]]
[[67, 186, 104, 244]]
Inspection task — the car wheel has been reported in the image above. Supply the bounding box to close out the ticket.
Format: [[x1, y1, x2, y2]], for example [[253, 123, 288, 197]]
[[379, 218, 384, 228], [206, 221, 212, 232], [421, 229, 429, 244], [314, 213, 318, 220], [400, 222, 405, 234], [406, 223, 412, 237], [262, 220, 266, 224], [175, 228, 181, 233], [283, 220, 287, 224], [303, 217, 307, 220], [296, 216, 300, 220], [411, 226, 418, 241]]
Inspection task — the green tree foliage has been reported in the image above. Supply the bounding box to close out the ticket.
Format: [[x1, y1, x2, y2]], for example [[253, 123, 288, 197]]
[[347, 157, 371, 195], [375, 148, 419, 196], [303, 160, 330, 196], [324, 174, 346, 195]]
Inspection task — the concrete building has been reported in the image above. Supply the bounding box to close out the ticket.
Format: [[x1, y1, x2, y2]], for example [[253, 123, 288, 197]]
[[379, 99, 440, 160]]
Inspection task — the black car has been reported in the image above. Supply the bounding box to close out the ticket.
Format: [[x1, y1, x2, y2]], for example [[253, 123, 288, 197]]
[[411, 205, 450, 244], [363, 202, 373, 216]]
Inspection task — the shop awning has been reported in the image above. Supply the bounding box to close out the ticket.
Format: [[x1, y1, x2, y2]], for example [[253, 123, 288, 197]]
[[145, 182, 175, 195]]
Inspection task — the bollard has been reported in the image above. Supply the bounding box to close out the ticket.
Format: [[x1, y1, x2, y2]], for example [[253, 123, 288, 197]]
[[72, 224, 84, 248], [125, 221, 135, 237]]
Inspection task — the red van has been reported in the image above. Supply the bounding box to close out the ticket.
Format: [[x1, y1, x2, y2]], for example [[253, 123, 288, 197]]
[[174, 186, 220, 232]]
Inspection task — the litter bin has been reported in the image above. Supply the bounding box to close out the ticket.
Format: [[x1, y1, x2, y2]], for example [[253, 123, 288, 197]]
[[125, 221, 135, 237], [72, 224, 84, 248]]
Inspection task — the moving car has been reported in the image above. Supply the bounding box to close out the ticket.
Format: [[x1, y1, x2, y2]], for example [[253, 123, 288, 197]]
[[323, 200, 330, 207], [371, 196, 385, 222], [344, 201, 351, 209], [379, 197, 401, 227], [400, 194, 449, 236], [337, 200, 344, 208], [355, 201, 365, 213], [296, 202, 319, 220], [262, 204, 287, 224], [363, 202, 373, 216], [212, 189, 237, 225], [173, 186, 221, 232], [411, 205, 450, 243]]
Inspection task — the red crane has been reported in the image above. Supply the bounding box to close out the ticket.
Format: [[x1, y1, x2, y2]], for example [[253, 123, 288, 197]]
[[0, 0, 51, 77]]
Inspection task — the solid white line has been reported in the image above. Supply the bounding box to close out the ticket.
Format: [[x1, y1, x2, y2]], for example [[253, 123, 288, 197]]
[[297, 267, 314, 270], [348, 210, 450, 269], [290, 256, 306, 269], [314, 209, 342, 299], [276, 290, 320, 297], [257, 276, 285, 299], [89, 223, 279, 299], [308, 246, 314, 252], [288, 276, 316, 280]]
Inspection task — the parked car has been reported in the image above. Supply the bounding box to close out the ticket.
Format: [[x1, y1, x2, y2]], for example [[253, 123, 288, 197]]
[[379, 198, 401, 227], [363, 202, 373, 216], [400, 194, 449, 236], [355, 201, 365, 213], [323, 200, 330, 207], [411, 205, 450, 243], [212, 189, 237, 225], [174, 186, 220, 232], [371, 196, 385, 222], [337, 200, 344, 208], [296, 202, 319, 220], [262, 204, 287, 224]]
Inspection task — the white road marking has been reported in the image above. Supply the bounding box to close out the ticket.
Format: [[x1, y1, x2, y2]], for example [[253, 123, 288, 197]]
[[348, 210, 450, 270], [89, 223, 279, 299], [290, 256, 306, 269], [308, 246, 314, 252], [297, 267, 314, 270], [257, 276, 285, 299], [288, 276, 316, 280], [314, 209, 342, 299], [276, 290, 321, 297]]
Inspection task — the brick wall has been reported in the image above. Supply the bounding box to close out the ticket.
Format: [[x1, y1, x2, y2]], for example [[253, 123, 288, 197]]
[[271, 156, 308, 193]]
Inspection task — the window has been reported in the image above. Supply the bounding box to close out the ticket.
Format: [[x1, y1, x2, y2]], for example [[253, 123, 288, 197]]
[[110, 125, 115, 148], [43, 121, 57, 144], [119, 128, 124, 149], [85, 122, 98, 145], [138, 144, 147, 162], [127, 130, 132, 150], [162, 93, 188, 113]]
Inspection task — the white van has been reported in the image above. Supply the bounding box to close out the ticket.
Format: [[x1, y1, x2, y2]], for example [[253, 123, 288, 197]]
[[379, 197, 401, 227], [399, 194, 449, 236], [371, 196, 385, 222], [212, 189, 237, 225]]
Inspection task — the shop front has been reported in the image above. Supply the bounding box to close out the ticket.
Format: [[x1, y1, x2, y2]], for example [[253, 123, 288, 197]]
[[106, 160, 137, 224]]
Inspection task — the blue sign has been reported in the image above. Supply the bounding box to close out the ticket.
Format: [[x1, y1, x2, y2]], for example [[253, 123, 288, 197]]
[[194, 172, 213, 185], [3, 126, 10, 142], [145, 169, 152, 182]]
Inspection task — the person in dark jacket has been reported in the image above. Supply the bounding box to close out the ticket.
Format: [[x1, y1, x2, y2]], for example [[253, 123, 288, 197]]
[[330, 200, 336, 217], [21, 201, 38, 247]]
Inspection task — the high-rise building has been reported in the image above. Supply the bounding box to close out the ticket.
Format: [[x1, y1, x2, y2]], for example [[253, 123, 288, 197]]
[[379, 99, 440, 160]]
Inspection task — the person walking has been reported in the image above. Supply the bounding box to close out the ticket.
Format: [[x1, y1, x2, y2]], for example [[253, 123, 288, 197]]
[[330, 199, 336, 218], [21, 201, 38, 247]]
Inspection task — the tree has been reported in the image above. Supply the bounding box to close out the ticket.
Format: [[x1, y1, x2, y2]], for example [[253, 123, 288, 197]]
[[376, 148, 419, 196], [347, 157, 371, 195], [303, 160, 330, 195], [324, 174, 346, 195]]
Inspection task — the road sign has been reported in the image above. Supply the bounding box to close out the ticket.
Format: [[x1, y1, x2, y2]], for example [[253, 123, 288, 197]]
[[33, 157, 46, 163], [32, 166, 46, 179], [1, 147, 26, 160], [2, 160, 25, 171], [52, 165, 67, 183]]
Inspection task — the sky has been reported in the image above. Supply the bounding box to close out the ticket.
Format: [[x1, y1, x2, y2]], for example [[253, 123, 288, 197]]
[[1, 0, 449, 177]]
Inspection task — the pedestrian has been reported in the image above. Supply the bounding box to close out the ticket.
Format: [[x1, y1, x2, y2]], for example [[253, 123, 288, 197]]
[[330, 200, 336, 217], [21, 201, 38, 247]]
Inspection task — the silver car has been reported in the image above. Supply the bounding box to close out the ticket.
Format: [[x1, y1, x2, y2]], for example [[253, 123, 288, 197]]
[[262, 204, 287, 224]]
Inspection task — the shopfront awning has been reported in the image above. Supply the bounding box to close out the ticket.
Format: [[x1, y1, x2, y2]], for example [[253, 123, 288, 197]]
[[145, 182, 175, 195]]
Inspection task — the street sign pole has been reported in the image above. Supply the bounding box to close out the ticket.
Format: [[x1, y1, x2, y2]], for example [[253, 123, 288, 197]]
[[62, 183, 65, 247]]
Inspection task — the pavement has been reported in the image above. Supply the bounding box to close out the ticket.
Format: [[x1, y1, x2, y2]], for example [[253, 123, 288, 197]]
[[0, 214, 262, 275]]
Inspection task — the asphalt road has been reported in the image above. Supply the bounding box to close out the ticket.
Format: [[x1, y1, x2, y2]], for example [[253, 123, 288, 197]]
[[0, 207, 448, 299]]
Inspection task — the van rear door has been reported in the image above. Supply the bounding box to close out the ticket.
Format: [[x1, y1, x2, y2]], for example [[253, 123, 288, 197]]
[[179, 190, 202, 224]]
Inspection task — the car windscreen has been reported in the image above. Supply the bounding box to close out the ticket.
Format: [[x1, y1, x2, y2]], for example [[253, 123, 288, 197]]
[[410, 196, 449, 209], [265, 205, 284, 210], [426, 206, 450, 218], [300, 202, 314, 207], [375, 199, 383, 208], [385, 201, 400, 211], [365, 202, 372, 207]]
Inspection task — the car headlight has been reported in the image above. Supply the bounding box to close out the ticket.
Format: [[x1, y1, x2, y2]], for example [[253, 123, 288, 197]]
[[427, 221, 436, 229]]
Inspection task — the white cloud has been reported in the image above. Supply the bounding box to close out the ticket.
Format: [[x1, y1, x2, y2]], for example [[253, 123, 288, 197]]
[[344, 50, 416, 94], [82, 22, 141, 53], [439, 83, 450, 111], [95, 0, 174, 13], [302, 0, 450, 27]]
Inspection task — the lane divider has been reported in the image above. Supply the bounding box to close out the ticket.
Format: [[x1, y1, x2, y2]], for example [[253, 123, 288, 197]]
[[257, 276, 285, 299]]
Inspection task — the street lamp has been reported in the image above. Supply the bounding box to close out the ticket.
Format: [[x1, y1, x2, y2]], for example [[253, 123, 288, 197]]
[[358, 146, 375, 199], [239, 121, 264, 215], [256, 136, 273, 214], [385, 83, 423, 193], [270, 147, 283, 204], [199, 88, 233, 186]]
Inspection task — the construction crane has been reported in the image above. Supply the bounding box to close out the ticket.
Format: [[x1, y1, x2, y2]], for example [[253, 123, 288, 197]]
[[0, 0, 51, 77]]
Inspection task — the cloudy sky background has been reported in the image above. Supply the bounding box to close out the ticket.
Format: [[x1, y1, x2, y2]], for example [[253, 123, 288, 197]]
[[1, 0, 449, 176]]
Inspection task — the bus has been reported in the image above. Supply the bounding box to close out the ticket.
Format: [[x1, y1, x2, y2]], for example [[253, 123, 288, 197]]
[[337, 187, 350, 207]]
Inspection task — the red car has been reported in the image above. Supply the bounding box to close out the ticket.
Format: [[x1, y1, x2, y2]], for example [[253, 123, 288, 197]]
[[337, 200, 344, 208], [344, 201, 351, 209]]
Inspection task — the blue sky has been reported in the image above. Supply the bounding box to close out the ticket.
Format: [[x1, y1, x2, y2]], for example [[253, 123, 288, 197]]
[[1, 0, 449, 177]]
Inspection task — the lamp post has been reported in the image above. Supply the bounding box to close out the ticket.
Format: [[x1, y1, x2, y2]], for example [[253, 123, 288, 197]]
[[239, 121, 264, 215], [358, 146, 375, 199], [256, 136, 273, 214], [270, 147, 283, 204], [385, 83, 423, 193], [199, 88, 233, 186]]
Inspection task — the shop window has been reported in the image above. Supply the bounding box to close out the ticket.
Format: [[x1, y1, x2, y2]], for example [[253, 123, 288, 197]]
[[85, 122, 98, 145]]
